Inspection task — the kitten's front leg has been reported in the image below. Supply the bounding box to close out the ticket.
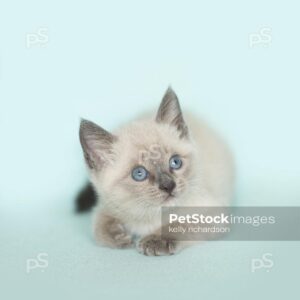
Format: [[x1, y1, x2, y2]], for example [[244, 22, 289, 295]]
[[93, 212, 133, 249], [137, 234, 177, 256], [137, 222, 192, 256]]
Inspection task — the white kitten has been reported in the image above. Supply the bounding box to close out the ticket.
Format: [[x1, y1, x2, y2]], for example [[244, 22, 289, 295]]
[[79, 88, 234, 255]]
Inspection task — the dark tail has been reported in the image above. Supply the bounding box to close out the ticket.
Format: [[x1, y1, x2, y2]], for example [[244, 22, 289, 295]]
[[75, 183, 97, 212]]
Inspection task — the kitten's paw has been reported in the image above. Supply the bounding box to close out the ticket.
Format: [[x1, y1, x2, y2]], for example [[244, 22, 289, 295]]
[[107, 222, 133, 248], [94, 215, 133, 249], [137, 235, 176, 256]]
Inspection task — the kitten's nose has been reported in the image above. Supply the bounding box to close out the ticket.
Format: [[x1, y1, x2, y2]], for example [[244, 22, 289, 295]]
[[158, 173, 176, 194]]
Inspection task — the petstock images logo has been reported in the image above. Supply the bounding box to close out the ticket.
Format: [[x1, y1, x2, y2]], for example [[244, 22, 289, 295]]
[[161, 207, 300, 241]]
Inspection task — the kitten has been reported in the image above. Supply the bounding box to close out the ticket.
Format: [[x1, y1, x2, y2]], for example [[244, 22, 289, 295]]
[[79, 87, 234, 255]]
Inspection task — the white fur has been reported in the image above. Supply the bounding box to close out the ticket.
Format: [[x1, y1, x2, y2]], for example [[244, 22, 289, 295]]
[[90, 112, 234, 239]]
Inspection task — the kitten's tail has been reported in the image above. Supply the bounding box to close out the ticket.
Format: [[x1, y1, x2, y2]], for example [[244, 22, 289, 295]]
[[75, 183, 97, 212]]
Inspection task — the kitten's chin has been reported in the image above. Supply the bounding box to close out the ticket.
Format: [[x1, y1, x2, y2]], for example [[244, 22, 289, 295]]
[[161, 194, 178, 206], [164, 195, 175, 202], [161, 197, 177, 207]]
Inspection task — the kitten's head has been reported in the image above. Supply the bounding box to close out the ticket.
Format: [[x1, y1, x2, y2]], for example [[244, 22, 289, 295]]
[[80, 88, 199, 216]]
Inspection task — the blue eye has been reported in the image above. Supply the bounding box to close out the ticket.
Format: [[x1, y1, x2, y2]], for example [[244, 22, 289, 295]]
[[169, 155, 182, 170], [132, 166, 148, 181]]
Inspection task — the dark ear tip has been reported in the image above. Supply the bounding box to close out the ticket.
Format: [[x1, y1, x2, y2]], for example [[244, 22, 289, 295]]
[[79, 119, 98, 135], [80, 118, 90, 128], [166, 85, 173, 91], [162, 86, 180, 106], [79, 119, 95, 144], [165, 85, 176, 96], [79, 119, 87, 135]]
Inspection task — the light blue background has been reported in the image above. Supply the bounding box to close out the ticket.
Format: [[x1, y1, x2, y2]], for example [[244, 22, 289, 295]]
[[1, 1, 299, 299]]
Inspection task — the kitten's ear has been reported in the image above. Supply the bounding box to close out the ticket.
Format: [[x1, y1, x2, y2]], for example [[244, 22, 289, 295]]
[[79, 119, 116, 170], [156, 87, 188, 138]]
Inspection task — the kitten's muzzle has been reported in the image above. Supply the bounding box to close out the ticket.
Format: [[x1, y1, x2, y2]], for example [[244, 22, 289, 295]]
[[158, 172, 176, 195]]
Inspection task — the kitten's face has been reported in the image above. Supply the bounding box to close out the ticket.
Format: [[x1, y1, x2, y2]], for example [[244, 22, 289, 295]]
[[80, 88, 198, 213], [100, 121, 197, 208]]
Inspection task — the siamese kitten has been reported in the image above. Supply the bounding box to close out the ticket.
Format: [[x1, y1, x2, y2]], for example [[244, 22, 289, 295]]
[[79, 88, 234, 256]]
